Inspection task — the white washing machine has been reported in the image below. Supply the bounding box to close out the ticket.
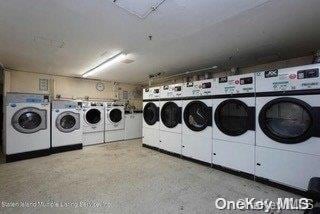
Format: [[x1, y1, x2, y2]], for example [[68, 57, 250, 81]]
[[105, 103, 125, 142], [182, 79, 213, 163], [82, 102, 104, 146], [255, 64, 320, 191], [51, 100, 83, 153], [142, 87, 160, 148], [159, 83, 183, 155], [212, 74, 255, 174], [4, 93, 51, 162]]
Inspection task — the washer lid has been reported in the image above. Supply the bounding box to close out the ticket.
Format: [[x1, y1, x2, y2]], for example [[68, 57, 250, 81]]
[[161, 102, 182, 128], [11, 107, 47, 134], [214, 99, 255, 136], [143, 102, 159, 125], [183, 101, 212, 132], [56, 111, 80, 133], [259, 97, 317, 144]]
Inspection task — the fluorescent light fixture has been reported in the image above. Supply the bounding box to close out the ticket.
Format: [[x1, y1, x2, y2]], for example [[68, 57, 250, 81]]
[[82, 52, 126, 78]]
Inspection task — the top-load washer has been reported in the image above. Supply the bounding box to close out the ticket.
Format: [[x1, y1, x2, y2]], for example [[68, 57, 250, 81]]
[[142, 87, 160, 148], [82, 102, 104, 146], [4, 93, 50, 162], [255, 64, 320, 191], [182, 79, 213, 163], [105, 102, 125, 142], [51, 100, 83, 153], [159, 83, 183, 155], [212, 74, 255, 174]]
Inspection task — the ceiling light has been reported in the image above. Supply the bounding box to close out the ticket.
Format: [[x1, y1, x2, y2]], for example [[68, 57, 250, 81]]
[[82, 52, 127, 78]]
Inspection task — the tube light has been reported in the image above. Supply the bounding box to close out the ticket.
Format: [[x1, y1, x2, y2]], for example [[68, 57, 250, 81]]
[[82, 52, 126, 78]]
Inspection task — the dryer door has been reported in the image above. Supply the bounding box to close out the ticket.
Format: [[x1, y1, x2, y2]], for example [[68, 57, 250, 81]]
[[85, 108, 101, 125], [183, 101, 212, 132], [11, 107, 47, 134], [161, 102, 181, 128], [259, 97, 314, 144], [56, 111, 80, 133], [143, 102, 159, 125], [215, 99, 255, 136], [109, 108, 122, 123]]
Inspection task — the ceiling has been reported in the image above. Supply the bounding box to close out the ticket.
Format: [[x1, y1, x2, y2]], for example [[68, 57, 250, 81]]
[[0, 0, 319, 83]]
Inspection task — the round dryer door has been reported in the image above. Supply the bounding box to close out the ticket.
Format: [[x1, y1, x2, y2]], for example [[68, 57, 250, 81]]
[[143, 102, 159, 126], [215, 99, 254, 136], [259, 97, 314, 144], [56, 112, 80, 133], [11, 107, 47, 134], [161, 102, 181, 128], [183, 101, 212, 132], [109, 108, 122, 123], [85, 109, 101, 124]]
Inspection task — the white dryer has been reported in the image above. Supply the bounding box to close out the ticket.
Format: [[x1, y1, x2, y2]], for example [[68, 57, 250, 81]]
[[212, 74, 255, 174], [255, 64, 320, 191], [105, 103, 125, 142], [82, 102, 104, 146], [4, 93, 50, 162], [159, 83, 183, 155], [142, 87, 160, 148], [51, 100, 83, 153], [182, 79, 213, 163]]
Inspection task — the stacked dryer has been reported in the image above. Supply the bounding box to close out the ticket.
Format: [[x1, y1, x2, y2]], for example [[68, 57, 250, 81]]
[[255, 64, 320, 191], [82, 102, 105, 146], [182, 79, 213, 163], [159, 83, 183, 155], [142, 87, 160, 148], [212, 74, 255, 174]]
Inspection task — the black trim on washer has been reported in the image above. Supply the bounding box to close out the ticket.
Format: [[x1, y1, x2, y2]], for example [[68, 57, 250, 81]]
[[312, 107, 320, 138], [183, 101, 212, 131], [143, 99, 159, 102], [212, 93, 255, 99], [256, 89, 320, 97], [143, 102, 159, 125], [51, 144, 83, 154], [6, 149, 51, 163], [258, 97, 315, 144]]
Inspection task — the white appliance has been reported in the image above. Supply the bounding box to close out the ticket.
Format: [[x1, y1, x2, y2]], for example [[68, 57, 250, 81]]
[[51, 100, 83, 153], [4, 93, 50, 162], [159, 83, 183, 155], [255, 64, 320, 191], [142, 87, 160, 148], [82, 102, 104, 146], [182, 79, 213, 163], [105, 102, 125, 142], [212, 74, 255, 174], [124, 111, 142, 140]]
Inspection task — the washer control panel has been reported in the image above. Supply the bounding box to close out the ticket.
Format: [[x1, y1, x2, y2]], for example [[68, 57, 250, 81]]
[[183, 79, 214, 97], [255, 64, 320, 92], [213, 73, 255, 95]]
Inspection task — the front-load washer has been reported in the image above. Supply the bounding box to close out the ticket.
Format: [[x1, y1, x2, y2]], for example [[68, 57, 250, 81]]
[[82, 102, 104, 146], [159, 83, 183, 155], [182, 79, 213, 163], [255, 64, 320, 191], [4, 93, 50, 162], [212, 74, 255, 174], [142, 87, 160, 148], [105, 103, 125, 142], [51, 100, 83, 153]]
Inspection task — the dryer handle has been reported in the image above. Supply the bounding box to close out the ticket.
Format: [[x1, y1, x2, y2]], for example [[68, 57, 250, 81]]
[[178, 107, 182, 124], [207, 107, 212, 127], [312, 107, 320, 137], [247, 107, 256, 131]]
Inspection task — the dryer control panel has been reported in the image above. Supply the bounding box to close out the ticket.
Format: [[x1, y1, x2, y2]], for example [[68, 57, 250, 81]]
[[213, 73, 255, 95], [255, 64, 320, 92], [183, 79, 214, 97], [143, 87, 160, 100], [160, 83, 183, 98], [6, 92, 49, 105]]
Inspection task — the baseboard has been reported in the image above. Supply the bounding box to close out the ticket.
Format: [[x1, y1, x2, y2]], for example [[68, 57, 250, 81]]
[[51, 144, 83, 154], [211, 164, 254, 180], [181, 155, 212, 167], [6, 149, 51, 163]]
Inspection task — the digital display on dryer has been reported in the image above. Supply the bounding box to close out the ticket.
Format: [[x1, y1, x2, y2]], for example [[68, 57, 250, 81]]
[[219, 77, 228, 83], [264, 70, 278, 78], [240, 77, 253, 85], [202, 82, 211, 88], [154, 89, 159, 93], [297, 68, 319, 79], [163, 85, 169, 90], [174, 86, 182, 91]]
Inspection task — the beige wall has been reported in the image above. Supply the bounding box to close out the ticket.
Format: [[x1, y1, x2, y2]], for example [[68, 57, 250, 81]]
[[5, 70, 143, 110]]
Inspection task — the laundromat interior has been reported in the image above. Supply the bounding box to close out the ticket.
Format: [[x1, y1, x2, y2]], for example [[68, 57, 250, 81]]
[[1, 0, 320, 213]]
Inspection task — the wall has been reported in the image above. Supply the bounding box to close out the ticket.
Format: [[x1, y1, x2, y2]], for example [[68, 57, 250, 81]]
[[4, 70, 143, 110]]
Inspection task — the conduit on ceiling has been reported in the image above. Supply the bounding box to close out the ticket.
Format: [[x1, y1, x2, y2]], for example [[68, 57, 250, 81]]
[[112, 0, 167, 19]]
